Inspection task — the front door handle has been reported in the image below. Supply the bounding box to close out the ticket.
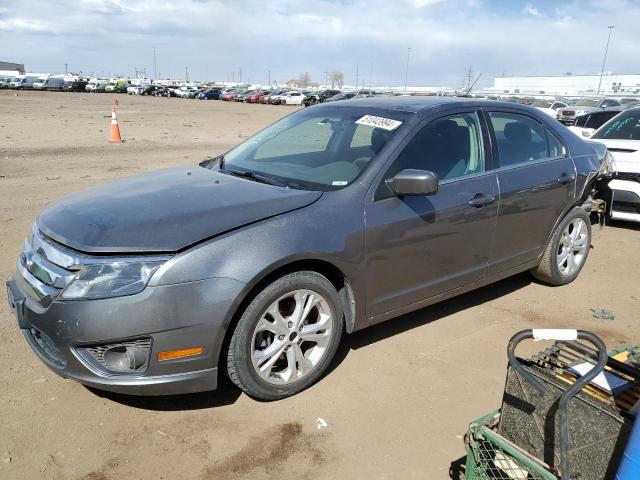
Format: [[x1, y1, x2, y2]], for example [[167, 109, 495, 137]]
[[557, 173, 576, 185], [468, 193, 496, 208]]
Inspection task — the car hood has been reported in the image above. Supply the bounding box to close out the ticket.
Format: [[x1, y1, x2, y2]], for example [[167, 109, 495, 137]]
[[37, 165, 322, 254], [594, 139, 640, 173]]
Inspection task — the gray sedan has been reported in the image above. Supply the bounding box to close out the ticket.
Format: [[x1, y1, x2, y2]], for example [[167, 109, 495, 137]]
[[7, 98, 612, 400], [557, 98, 622, 125]]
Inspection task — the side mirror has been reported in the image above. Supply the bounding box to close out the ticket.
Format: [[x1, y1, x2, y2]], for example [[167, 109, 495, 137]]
[[385, 169, 439, 196]]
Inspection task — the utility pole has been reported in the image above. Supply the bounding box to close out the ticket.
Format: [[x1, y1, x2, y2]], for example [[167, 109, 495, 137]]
[[153, 46, 157, 80], [231, 71, 235, 83], [355, 64, 359, 90], [185, 66, 189, 82], [324, 70, 329, 88], [64, 63, 68, 74], [404, 47, 411, 93], [597, 25, 615, 96]]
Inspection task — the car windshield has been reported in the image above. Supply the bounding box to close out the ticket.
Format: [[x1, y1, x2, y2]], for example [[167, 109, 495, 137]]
[[574, 99, 599, 107], [592, 110, 640, 140], [217, 107, 408, 191]]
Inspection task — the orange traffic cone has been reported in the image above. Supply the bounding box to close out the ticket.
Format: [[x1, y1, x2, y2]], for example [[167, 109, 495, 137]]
[[109, 108, 122, 143]]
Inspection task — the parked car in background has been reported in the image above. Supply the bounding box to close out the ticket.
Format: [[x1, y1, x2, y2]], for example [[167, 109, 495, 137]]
[[246, 90, 270, 103], [568, 110, 622, 138], [590, 107, 640, 223], [32, 77, 49, 90], [302, 89, 341, 107], [323, 91, 356, 103], [557, 98, 621, 125], [86, 79, 109, 92], [532, 100, 568, 117], [622, 101, 640, 110], [140, 85, 161, 96], [354, 89, 377, 98], [261, 89, 288, 104], [175, 86, 199, 98], [6, 98, 612, 401], [234, 89, 253, 102], [0, 76, 12, 88], [44, 77, 66, 91], [64, 79, 88, 92], [276, 91, 305, 105], [221, 89, 240, 101], [196, 88, 222, 100], [9, 76, 25, 88], [16, 76, 40, 90], [105, 79, 129, 93]]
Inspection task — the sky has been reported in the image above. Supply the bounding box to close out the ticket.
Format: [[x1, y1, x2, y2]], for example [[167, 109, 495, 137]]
[[0, 0, 638, 88]]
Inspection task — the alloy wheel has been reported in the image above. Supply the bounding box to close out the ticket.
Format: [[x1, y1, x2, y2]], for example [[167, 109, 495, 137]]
[[557, 218, 589, 276], [251, 289, 333, 385]]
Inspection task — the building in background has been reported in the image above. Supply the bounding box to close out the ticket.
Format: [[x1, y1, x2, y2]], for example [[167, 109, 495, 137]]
[[485, 74, 640, 97], [0, 61, 26, 76]]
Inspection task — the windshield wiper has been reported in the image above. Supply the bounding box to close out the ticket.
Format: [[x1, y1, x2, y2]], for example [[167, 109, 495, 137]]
[[221, 165, 288, 188]]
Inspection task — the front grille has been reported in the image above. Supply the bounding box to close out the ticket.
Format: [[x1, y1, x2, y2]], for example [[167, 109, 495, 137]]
[[77, 338, 152, 374], [562, 110, 575, 116], [616, 172, 640, 182]]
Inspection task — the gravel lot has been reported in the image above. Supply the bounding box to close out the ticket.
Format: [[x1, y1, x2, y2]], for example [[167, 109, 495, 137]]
[[0, 90, 638, 480]]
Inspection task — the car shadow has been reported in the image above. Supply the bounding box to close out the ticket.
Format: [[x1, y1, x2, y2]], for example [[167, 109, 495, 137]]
[[85, 374, 241, 411], [90, 273, 531, 410], [326, 272, 532, 375]]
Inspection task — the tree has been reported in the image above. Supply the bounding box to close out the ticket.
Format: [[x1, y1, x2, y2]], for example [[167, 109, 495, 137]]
[[330, 70, 344, 88], [297, 72, 311, 88]]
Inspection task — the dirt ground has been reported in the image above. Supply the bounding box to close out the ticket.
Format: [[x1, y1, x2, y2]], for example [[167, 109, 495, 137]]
[[0, 91, 638, 480]]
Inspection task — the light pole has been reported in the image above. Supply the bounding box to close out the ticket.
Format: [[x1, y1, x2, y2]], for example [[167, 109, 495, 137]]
[[153, 46, 157, 80], [404, 47, 411, 93], [597, 25, 615, 96], [64, 63, 68, 74]]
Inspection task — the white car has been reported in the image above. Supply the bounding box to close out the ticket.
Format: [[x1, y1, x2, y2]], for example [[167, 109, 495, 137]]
[[175, 86, 199, 98], [279, 91, 305, 105], [590, 108, 640, 223], [86, 79, 108, 92], [32, 77, 49, 90], [533, 100, 568, 117]]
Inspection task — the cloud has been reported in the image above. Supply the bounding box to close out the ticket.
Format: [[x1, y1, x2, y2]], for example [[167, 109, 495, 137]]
[[0, 17, 58, 33], [524, 3, 542, 17], [0, 0, 638, 87], [411, 0, 448, 7]]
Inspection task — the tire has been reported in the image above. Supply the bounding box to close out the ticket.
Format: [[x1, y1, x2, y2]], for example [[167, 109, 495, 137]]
[[227, 271, 343, 400], [530, 207, 591, 286]]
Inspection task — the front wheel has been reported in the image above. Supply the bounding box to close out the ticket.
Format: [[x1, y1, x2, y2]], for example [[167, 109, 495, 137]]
[[530, 207, 591, 285], [227, 271, 343, 400]]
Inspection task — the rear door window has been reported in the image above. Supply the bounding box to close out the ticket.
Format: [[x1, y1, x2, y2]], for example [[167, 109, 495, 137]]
[[488, 112, 564, 167]]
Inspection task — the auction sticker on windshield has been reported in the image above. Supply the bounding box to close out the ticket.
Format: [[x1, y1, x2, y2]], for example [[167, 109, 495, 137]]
[[356, 115, 403, 131]]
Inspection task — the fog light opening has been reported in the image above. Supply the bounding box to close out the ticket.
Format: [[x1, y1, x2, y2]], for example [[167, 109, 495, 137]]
[[103, 345, 148, 372]]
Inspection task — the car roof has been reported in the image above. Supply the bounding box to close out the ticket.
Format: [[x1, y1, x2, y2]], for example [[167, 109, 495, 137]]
[[314, 96, 529, 113]]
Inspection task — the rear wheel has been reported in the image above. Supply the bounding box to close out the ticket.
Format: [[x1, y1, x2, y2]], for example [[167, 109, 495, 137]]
[[227, 271, 343, 400], [530, 207, 591, 285]]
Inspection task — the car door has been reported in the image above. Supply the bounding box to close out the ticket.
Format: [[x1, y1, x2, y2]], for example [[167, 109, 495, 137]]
[[484, 109, 576, 275], [364, 110, 499, 319]]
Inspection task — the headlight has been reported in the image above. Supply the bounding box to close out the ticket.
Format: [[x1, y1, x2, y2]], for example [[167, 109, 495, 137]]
[[599, 150, 616, 177], [60, 261, 164, 300]]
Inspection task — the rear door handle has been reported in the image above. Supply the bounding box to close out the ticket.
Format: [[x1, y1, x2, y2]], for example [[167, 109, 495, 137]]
[[557, 173, 576, 185], [468, 193, 496, 208]]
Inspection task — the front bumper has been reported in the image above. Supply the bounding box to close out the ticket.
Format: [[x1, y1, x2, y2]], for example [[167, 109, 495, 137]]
[[7, 274, 245, 395], [609, 177, 640, 223]]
